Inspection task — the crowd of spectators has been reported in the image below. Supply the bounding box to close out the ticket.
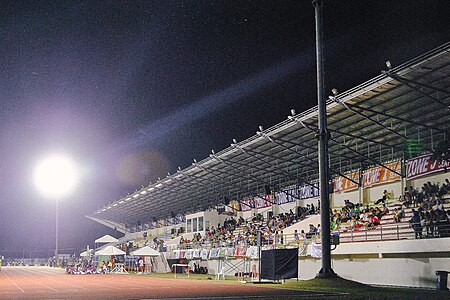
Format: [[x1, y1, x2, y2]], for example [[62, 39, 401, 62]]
[[178, 205, 319, 249], [331, 199, 389, 232], [65, 258, 100, 275], [397, 179, 450, 239], [129, 179, 450, 251], [401, 179, 450, 208]]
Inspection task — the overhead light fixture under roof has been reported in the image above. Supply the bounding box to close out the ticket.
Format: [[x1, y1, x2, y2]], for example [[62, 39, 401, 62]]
[[155, 183, 163, 188], [385, 60, 392, 69]]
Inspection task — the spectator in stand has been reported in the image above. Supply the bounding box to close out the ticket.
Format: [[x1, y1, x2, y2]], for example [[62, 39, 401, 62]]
[[425, 211, 433, 237], [409, 209, 422, 239], [344, 199, 355, 209], [375, 190, 390, 205], [305, 224, 318, 239], [443, 179, 450, 194], [294, 230, 300, 244], [380, 204, 389, 218], [393, 206, 405, 223], [400, 187, 412, 207], [367, 213, 381, 229]]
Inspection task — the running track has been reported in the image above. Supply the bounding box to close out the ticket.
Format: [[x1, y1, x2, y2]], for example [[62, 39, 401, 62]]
[[0, 266, 331, 299]]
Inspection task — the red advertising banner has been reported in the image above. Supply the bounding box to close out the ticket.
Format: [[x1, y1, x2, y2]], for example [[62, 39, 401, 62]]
[[241, 194, 273, 212], [334, 161, 401, 193], [406, 154, 450, 180], [241, 198, 253, 212]]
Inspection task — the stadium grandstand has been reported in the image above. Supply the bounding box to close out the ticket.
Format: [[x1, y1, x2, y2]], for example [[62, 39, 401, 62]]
[[87, 41, 450, 288]]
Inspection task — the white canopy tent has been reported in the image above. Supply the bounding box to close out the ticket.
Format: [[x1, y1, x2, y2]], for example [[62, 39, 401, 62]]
[[130, 246, 160, 257], [129, 246, 170, 273], [95, 234, 119, 244], [95, 245, 125, 256]]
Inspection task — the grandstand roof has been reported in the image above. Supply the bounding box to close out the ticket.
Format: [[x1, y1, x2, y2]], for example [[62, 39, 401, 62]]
[[88, 42, 450, 229]]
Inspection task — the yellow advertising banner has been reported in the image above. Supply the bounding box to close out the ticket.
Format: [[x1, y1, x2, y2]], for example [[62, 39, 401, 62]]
[[361, 161, 401, 188], [333, 171, 359, 193], [334, 161, 401, 193]]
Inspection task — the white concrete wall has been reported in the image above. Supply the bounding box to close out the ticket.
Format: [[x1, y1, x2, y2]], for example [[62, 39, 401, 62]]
[[185, 210, 229, 233], [278, 201, 297, 214], [299, 257, 449, 288], [299, 237, 450, 288], [299, 197, 320, 208], [366, 181, 401, 203], [333, 190, 359, 207], [241, 210, 253, 220]]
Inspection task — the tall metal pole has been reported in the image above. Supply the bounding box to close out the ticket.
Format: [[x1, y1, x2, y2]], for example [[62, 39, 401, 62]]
[[313, 0, 336, 278], [55, 198, 59, 266]]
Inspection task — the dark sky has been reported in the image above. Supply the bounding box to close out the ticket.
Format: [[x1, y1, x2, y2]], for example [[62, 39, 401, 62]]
[[0, 1, 448, 256]]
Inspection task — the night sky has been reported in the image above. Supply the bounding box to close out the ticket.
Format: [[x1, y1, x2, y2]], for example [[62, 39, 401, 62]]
[[0, 1, 448, 256]]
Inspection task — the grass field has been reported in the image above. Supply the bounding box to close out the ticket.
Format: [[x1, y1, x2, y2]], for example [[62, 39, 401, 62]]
[[135, 272, 450, 299]]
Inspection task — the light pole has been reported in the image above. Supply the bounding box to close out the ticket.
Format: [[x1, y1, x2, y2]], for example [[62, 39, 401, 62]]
[[313, 0, 336, 278], [33, 154, 78, 266]]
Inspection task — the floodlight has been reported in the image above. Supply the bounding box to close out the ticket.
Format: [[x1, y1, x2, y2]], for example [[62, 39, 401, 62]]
[[33, 154, 78, 199], [331, 88, 338, 96]]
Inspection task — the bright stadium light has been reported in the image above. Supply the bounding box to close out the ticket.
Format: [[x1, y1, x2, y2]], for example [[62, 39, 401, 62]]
[[33, 154, 78, 199], [33, 153, 79, 266]]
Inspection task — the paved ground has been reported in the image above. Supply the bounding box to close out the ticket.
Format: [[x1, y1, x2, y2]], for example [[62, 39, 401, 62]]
[[0, 266, 333, 299]]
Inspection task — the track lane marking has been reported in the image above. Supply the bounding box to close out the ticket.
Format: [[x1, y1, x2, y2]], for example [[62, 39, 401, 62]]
[[20, 267, 91, 291], [1, 269, 25, 293], [8, 267, 59, 292]]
